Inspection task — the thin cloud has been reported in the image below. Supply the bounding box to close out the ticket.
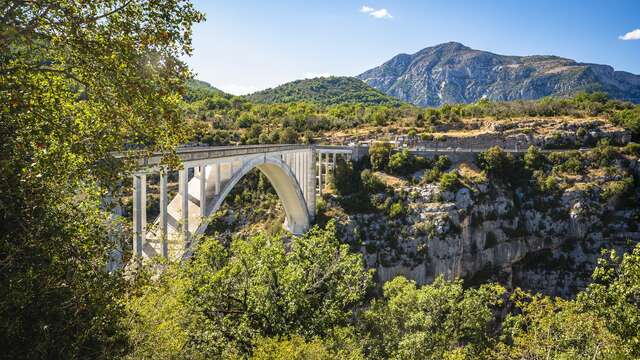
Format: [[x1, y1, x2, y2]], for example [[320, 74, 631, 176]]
[[360, 5, 374, 13], [360, 5, 392, 19], [619, 29, 640, 40]]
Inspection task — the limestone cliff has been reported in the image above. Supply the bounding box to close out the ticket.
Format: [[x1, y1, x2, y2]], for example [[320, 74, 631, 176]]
[[329, 152, 640, 297]]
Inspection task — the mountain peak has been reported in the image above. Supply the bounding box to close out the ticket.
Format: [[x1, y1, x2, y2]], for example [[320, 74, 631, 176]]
[[357, 44, 640, 107]]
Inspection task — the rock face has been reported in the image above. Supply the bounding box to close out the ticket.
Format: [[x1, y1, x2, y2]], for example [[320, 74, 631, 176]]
[[357, 42, 640, 107], [332, 159, 640, 298]]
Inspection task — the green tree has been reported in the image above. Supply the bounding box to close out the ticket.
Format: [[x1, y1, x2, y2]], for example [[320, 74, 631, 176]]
[[0, 1, 204, 358], [369, 142, 393, 171], [612, 107, 640, 139], [523, 146, 545, 171], [493, 290, 627, 359], [126, 221, 372, 358], [477, 146, 516, 179], [360, 276, 505, 360], [578, 244, 640, 356], [251, 330, 364, 360]]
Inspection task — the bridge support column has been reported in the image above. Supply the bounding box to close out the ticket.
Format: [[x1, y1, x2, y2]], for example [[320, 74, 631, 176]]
[[214, 162, 220, 195], [199, 165, 207, 217], [179, 167, 189, 248], [317, 152, 323, 195], [306, 149, 316, 219], [132, 172, 146, 257], [159, 169, 169, 258]]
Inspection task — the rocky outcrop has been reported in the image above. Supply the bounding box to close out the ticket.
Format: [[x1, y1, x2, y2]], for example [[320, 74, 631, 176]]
[[332, 160, 640, 297], [357, 42, 640, 107]]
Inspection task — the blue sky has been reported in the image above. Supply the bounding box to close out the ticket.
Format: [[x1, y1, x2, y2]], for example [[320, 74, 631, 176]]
[[186, 0, 640, 95]]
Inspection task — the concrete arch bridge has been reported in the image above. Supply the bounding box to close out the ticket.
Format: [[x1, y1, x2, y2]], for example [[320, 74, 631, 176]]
[[126, 144, 361, 260]]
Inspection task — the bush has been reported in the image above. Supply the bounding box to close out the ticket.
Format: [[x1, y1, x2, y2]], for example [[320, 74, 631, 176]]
[[388, 150, 431, 176], [388, 202, 404, 219], [439, 171, 461, 192], [524, 146, 545, 171], [421, 133, 434, 141], [601, 177, 633, 202], [623, 142, 640, 157], [435, 155, 451, 171], [477, 146, 515, 178], [612, 106, 640, 139], [361, 169, 386, 193], [369, 142, 393, 171]]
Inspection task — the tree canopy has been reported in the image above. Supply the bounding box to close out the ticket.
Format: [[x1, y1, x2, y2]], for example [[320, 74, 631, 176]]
[[0, 1, 203, 357]]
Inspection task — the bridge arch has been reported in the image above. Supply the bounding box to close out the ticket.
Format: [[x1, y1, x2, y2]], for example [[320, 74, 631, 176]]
[[198, 155, 310, 236]]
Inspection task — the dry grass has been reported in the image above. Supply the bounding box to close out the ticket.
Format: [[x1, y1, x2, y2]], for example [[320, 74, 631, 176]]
[[373, 171, 409, 188]]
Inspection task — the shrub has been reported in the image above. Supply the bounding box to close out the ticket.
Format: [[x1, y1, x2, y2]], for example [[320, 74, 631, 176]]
[[421, 133, 434, 141], [422, 168, 442, 184], [439, 171, 461, 192], [622, 142, 640, 157], [435, 155, 451, 171], [369, 142, 393, 171], [601, 177, 634, 202], [361, 169, 386, 193], [388, 150, 412, 175], [524, 146, 545, 171], [388, 202, 404, 219], [388, 150, 431, 176], [576, 127, 587, 138], [611, 106, 640, 139], [477, 146, 515, 178]]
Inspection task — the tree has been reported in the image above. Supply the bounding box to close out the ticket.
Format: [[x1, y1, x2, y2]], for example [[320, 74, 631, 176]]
[[125, 221, 373, 358], [612, 107, 640, 140], [578, 244, 640, 357], [360, 276, 505, 360], [477, 146, 516, 179], [251, 330, 364, 360], [369, 142, 393, 172], [0, 1, 204, 358], [493, 290, 627, 359], [523, 146, 545, 171]]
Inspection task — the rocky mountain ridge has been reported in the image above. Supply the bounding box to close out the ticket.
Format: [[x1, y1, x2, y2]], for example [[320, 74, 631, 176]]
[[357, 42, 640, 107]]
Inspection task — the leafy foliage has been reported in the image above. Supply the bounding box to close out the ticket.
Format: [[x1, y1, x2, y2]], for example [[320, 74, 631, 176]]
[[125, 221, 373, 358], [0, 1, 203, 358], [245, 76, 403, 106], [360, 276, 505, 359]]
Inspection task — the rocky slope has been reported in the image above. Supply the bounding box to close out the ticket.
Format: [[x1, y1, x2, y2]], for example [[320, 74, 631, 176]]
[[328, 148, 640, 297], [357, 42, 640, 107]]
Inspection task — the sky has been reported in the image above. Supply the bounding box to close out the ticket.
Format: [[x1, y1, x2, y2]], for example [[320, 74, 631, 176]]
[[186, 0, 640, 95]]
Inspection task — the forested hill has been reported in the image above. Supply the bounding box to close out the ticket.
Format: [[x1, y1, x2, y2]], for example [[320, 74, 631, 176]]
[[244, 76, 404, 106], [358, 42, 640, 107], [184, 79, 228, 102]]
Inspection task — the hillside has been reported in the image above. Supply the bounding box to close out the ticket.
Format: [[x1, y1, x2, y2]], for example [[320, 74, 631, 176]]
[[185, 79, 228, 102], [245, 76, 404, 106], [357, 42, 640, 107]]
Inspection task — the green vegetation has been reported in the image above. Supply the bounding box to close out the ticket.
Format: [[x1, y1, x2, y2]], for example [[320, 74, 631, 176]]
[[125, 220, 640, 359], [183, 80, 640, 149], [3, 1, 640, 358], [245, 76, 403, 106], [1, 1, 203, 357], [126, 221, 372, 358]]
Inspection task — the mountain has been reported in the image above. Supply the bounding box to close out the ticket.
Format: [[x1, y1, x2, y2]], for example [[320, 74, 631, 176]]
[[357, 42, 640, 107], [245, 76, 404, 106], [185, 79, 228, 102]]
